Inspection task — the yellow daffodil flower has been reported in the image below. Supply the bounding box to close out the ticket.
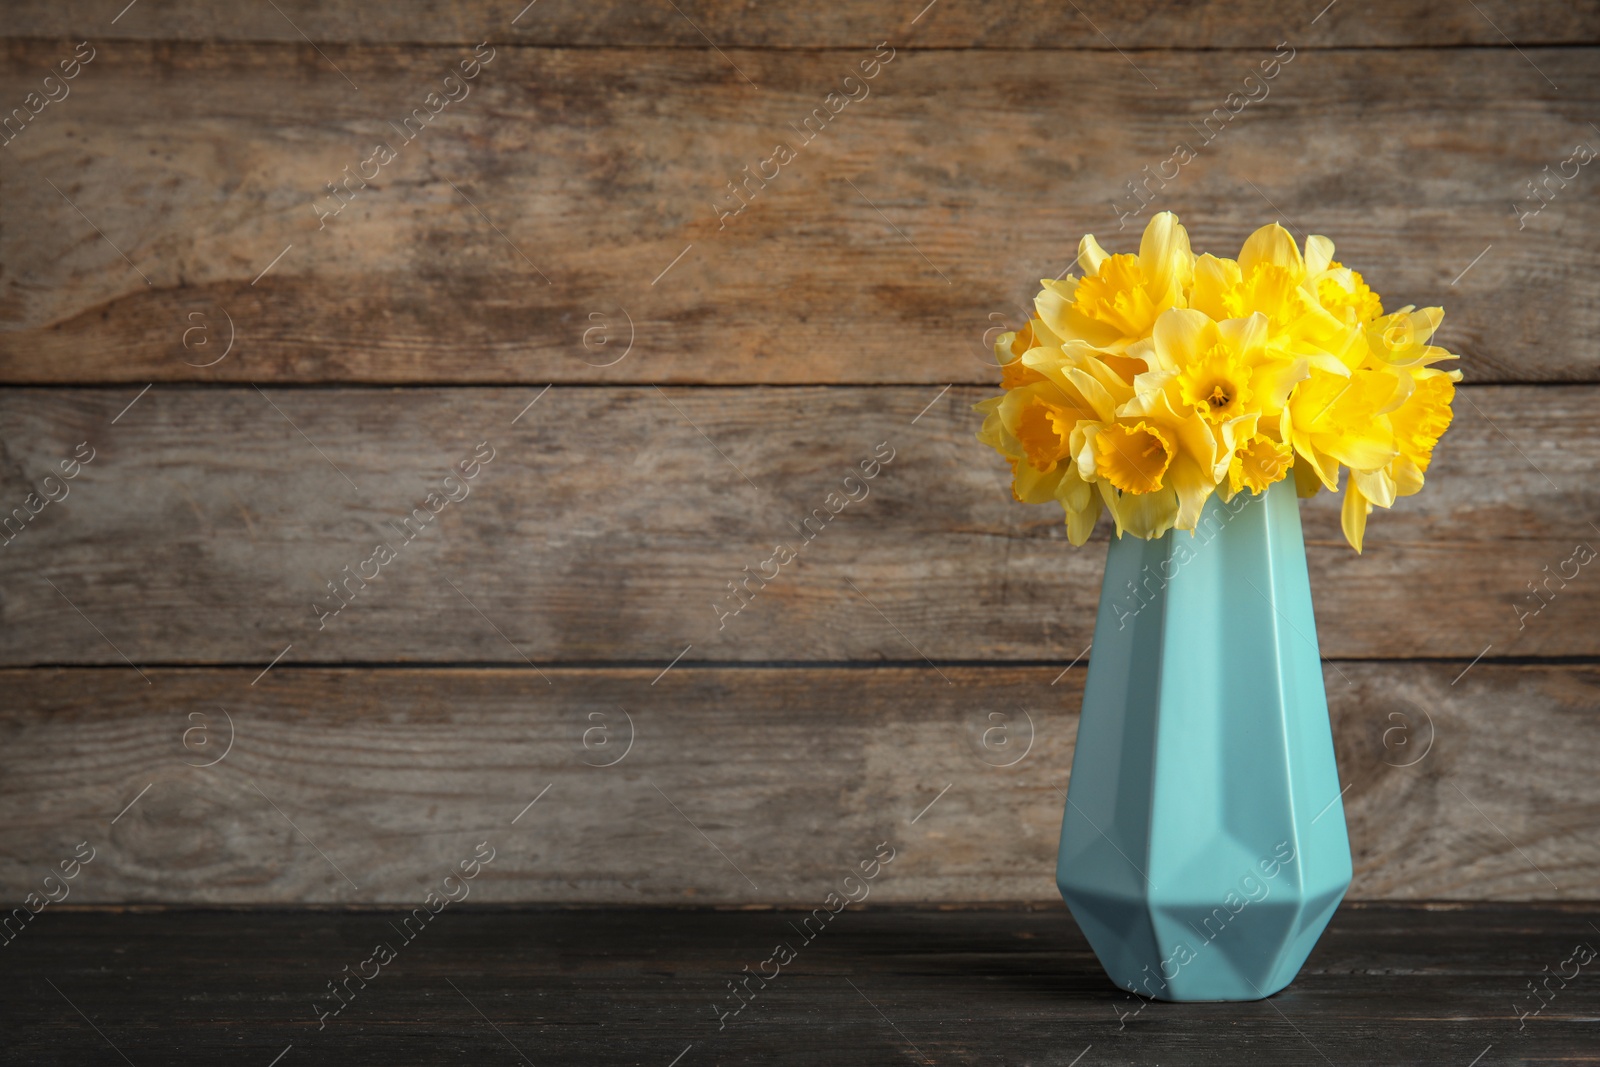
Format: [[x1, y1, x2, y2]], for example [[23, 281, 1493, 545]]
[[1228, 432, 1296, 498], [1034, 212, 1195, 366], [976, 357, 1110, 544], [973, 214, 1461, 551]]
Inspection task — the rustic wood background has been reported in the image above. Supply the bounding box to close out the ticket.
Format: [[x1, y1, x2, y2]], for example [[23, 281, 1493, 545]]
[[1, 1, 1596, 905]]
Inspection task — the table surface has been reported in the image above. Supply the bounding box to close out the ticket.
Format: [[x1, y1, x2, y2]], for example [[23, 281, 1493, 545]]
[[2, 903, 1596, 1066]]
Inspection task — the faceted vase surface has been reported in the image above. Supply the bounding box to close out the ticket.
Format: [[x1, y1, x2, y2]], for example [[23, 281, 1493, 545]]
[[1056, 478, 1352, 1002]]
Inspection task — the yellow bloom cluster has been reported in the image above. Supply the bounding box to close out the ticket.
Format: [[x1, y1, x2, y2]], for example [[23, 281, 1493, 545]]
[[976, 212, 1461, 551]]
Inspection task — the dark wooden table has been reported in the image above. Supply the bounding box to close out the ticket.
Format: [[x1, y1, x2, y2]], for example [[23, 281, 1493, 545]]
[[2, 904, 1595, 1065]]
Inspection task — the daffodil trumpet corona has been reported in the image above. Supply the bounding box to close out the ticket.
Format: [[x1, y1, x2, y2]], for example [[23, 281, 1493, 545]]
[[976, 212, 1461, 552]]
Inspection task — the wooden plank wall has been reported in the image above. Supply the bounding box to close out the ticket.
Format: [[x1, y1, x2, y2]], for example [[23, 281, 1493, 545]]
[[0, 2, 1596, 905]]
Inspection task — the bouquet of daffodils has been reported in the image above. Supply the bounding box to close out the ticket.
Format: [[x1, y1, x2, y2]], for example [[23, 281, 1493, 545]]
[[976, 212, 1461, 551]]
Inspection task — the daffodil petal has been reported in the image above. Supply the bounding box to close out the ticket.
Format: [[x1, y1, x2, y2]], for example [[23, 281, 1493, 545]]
[[1340, 480, 1371, 553], [1011, 458, 1066, 503], [1172, 400, 1221, 471], [1217, 312, 1270, 359], [1304, 234, 1335, 276], [1138, 211, 1194, 306], [1251, 356, 1310, 414], [1034, 278, 1076, 339], [1106, 484, 1179, 540], [1411, 306, 1444, 344], [1151, 307, 1214, 372], [1292, 456, 1325, 497], [1056, 468, 1103, 545], [1064, 366, 1122, 423], [1078, 234, 1109, 277], [1389, 456, 1425, 497], [1352, 466, 1397, 509], [1317, 427, 1398, 471], [1167, 456, 1215, 530], [1239, 222, 1305, 277], [1190, 254, 1242, 321]]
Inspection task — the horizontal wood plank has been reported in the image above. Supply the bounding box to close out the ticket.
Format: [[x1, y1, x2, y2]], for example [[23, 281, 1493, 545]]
[[0, 385, 1594, 664], [3, 907, 1598, 1064], [1, 44, 1596, 384], [0, 663, 1593, 904], [6, 1, 1599, 48]]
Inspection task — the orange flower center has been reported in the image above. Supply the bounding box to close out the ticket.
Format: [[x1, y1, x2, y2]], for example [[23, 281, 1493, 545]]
[[1316, 265, 1384, 323], [1015, 398, 1076, 472], [1093, 422, 1175, 494], [1228, 435, 1294, 496], [1177, 343, 1252, 424], [1073, 254, 1156, 340]]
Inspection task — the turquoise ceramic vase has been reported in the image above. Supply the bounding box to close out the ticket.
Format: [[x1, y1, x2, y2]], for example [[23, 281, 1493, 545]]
[[1056, 477, 1352, 1002]]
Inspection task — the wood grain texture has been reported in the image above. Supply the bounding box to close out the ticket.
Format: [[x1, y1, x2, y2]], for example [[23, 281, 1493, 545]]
[[1, 7, 1594, 922], [1, 385, 1593, 665], [0, 664, 1593, 905], [1, 43, 1596, 384], [7, 0, 1600, 47], [3, 906, 1597, 1065]]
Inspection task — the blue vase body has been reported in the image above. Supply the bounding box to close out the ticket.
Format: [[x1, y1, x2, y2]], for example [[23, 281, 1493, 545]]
[[1057, 478, 1352, 1002]]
